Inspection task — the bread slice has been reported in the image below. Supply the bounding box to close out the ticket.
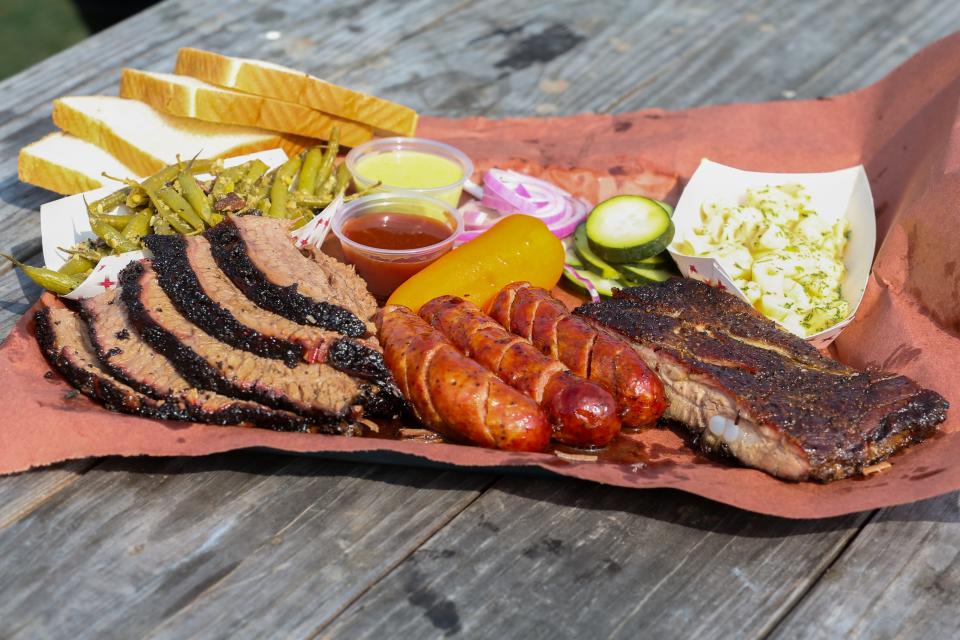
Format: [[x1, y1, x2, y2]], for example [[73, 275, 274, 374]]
[[51, 96, 304, 175], [119, 69, 373, 147], [175, 48, 418, 137], [18, 132, 142, 195]]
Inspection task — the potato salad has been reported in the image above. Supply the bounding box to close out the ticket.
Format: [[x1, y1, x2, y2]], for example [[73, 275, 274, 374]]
[[676, 184, 850, 337]]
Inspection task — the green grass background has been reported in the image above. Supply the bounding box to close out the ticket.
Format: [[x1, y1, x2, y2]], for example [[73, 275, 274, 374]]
[[0, 0, 90, 80]]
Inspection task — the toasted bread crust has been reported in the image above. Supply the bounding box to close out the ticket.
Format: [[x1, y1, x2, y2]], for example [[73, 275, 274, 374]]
[[119, 69, 372, 146], [176, 47, 417, 136], [52, 97, 290, 175], [18, 146, 103, 195], [53, 98, 160, 175]]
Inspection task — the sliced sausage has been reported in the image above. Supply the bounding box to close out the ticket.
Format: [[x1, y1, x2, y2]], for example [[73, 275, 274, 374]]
[[488, 282, 667, 428], [377, 305, 551, 452], [420, 296, 621, 449]]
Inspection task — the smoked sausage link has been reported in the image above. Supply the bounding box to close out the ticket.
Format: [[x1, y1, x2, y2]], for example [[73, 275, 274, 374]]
[[377, 305, 551, 452], [420, 296, 621, 449], [487, 282, 667, 428]]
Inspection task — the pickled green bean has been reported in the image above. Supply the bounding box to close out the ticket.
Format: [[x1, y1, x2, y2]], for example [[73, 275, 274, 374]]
[[295, 180, 379, 208], [121, 207, 153, 242], [297, 146, 324, 195], [125, 190, 148, 209], [152, 216, 173, 235], [334, 162, 350, 196], [212, 163, 248, 197], [90, 219, 140, 253], [87, 188, 131, 215], [314, 128, 339, 196], [158, 186, 205, 231], [57, 254, 95, 276], [269, 154, 303, 218], [144, 158, 216, 192], [239, 159, 269, 195], [155, 205, 193, 235], [99, 213, 135, 230], [61, 244, 105, 263], [2, 253, 83, 294], [177, 171, 215, 226]]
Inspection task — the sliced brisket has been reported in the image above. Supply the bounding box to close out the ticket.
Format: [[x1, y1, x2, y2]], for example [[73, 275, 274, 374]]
[[119, 260, 403, 421], [575, 278, 949, 481], [145, 234, 395, 385], [147, 233, 304, 366], [79, 290, 319, 432], [36, 306, 176, 418], [205, 215, 374, 337]]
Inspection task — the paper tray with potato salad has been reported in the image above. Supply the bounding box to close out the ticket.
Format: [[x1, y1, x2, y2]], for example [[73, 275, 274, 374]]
[[4, 37, 960, 518], [668, 160, 875, 349]]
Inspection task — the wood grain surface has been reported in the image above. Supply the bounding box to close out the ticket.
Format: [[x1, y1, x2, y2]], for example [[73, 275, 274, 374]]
[[0, 1, 958, 638]]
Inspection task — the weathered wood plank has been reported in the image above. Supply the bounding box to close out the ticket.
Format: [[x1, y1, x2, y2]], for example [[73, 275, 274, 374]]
[[770, 492, 960, 640], [0, 461, 94, 531], [329, 0, 755, 117], [318, 476, 867, 639], [609, 0, 960, 112], [0, 453, 491, 639], [0, 251, 43, 337], [329, 0, 960, 117], [785, 2, 960, 99]]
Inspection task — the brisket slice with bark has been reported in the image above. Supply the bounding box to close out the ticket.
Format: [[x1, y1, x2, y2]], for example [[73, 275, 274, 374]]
[[205, 215, 374, 337], [145, 234, 395, 386], [79, 290, 318, 432], [147, 233, 304, 366], [37, 306, 177, 418], [119, 261, 403, 421], [574, 278, 949, 481]]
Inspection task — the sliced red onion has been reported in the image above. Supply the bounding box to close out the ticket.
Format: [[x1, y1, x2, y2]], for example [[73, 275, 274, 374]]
[[564, 265, 600, 302], [462, 178, 484, 200], [482, 190, 530, 215], [482, 170, 538, 213], [454, 228, 485, 244], [457, 169, 592, 243], [545, 200, 588, 238], [459, 200, 505, 230]]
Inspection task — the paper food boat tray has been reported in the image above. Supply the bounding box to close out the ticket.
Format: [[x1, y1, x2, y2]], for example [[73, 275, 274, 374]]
[[668, 159, 876, 349], [40, 149, 289, 300]]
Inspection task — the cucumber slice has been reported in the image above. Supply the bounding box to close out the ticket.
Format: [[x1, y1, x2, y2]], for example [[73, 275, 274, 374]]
[[620, 263, 677, 285], [586, 195, 674, 263], [564, 244, 583, 268], [634, 251, 671, 266], [573, 224, 621, 279], [655, 199, 674, 217], [562, 266, 624, 297]]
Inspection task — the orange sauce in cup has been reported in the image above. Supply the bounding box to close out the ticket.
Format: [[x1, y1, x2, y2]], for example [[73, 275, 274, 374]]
[[342, 213, 452, 250], [340, 212, 455, 298]]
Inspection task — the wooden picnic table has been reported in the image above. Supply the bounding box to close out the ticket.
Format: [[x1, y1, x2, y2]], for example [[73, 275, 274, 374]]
[[0, 1, 958, 637]]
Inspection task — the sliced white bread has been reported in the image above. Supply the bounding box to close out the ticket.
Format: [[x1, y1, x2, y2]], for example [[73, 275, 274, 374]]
[[119, 69, 372, 147], [51, 96, 308, 175], [175, 48, 418, 137], [18, 132, 142, 195]]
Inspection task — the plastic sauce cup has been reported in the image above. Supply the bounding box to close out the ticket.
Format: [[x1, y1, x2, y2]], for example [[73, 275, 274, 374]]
[[345, 137, 474, 207], [332, 192, 463, 300]]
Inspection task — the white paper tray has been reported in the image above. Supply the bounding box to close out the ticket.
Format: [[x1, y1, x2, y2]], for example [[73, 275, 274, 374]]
[[668, 159, 876, 349]]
